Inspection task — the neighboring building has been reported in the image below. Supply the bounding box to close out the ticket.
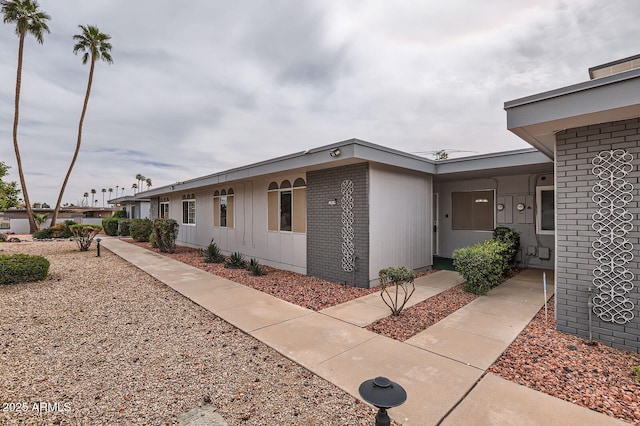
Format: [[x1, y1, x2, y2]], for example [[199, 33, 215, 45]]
[[108, 196, 151, 219], [138, 140, 553, 288], [0, 207, 117, 234], [506, 54, 640, 352]]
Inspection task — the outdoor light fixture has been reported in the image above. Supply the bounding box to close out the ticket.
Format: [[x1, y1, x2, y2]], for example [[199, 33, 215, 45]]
[[96, 238, 102, 257], [358, 376, 407, 426], [329, 147, 341, 157]]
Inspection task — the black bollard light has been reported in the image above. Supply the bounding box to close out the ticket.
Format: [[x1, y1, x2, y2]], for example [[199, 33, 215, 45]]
[[96, 237, 102, 257], [358, 376, 407, 426]]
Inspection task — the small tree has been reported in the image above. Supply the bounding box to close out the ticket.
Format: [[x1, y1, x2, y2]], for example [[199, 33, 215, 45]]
[[0, 161, 20, 211], [69, 224, 102, 251], [379, 266, 416, 316]]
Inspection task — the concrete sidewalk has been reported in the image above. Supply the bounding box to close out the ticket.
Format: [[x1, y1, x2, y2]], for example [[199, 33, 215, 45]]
[[101, 238, 624, 425]]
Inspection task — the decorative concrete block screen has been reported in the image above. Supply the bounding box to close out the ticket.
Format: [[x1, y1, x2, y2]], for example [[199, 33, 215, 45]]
[[341, 179, 355, 272], [591, 150, 635, 324], [556, 119, 640, 353]]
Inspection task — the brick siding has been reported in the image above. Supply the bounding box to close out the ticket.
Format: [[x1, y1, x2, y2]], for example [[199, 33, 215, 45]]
[[307, 163, 370, 287], [556, 118, 640, 352]]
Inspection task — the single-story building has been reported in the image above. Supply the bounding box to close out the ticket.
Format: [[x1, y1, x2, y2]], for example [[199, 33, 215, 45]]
[[0, 207, 117, 234], [131, 54, 640, 353], [108, 196, 151, 219], [138, 141, 553, 288]]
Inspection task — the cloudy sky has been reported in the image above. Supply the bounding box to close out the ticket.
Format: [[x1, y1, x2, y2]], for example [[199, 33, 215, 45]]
[[1, 0, 638, 206]]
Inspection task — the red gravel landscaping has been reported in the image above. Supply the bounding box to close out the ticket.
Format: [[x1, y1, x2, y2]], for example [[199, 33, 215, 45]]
[[365, 284, 479, 341], [127, 241, 379, 310], [489, 299, 640, 424]]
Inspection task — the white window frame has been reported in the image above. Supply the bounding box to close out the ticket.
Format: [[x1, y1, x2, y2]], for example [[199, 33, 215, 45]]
[[536, 185, 555, 235], [182, 200, 196, 225], [159, 202, 170, 219]]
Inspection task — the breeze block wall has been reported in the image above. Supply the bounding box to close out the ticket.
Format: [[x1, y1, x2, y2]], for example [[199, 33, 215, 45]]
[[555, 118, 640, 353], [307, 163, 370, 287]]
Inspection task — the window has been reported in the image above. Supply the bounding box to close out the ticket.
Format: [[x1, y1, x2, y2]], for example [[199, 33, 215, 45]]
[[213, 189, 234, 228], [268, 178, 306, 232], [452, 190, 494, 231], [182, 200, 196, 224], [536, 186, 555, 234], [160, 202, 170, 219]]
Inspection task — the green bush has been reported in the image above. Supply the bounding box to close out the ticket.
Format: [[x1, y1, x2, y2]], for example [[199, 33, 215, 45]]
[[118, 219, 132, 236], [130, 218, 153, 242], [152, 219, 179, 253], [0, 254, 50, 284], [0, 233, 6, 242], [493, 226, 520, 270], [32, 227, 54, 239], [201, 239, 225, 263], [378, 266, 416, 316], [70, 224, 102, 251], [225, 251, 247, 269], [247, 258, 265, 276], [112, 210, 127, 218], [102, 217, 119, 236], [453, 239, 509, 295]]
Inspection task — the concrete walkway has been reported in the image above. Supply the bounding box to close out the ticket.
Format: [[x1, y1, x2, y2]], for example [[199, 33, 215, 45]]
[[101, 238, 625, 425]]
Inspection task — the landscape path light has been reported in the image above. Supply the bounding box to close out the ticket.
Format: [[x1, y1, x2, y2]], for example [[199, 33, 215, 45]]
[[358, 376, 407, 426], [96, 237, 102, 257]]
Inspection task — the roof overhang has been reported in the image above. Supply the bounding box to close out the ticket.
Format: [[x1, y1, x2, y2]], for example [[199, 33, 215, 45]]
[[140, 139, 437, 198], [505, 68, 640, 158]]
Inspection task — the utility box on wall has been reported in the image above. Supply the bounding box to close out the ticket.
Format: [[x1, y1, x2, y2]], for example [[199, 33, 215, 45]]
[[496, 195, 513, 224], [514, 195, 534, 224]]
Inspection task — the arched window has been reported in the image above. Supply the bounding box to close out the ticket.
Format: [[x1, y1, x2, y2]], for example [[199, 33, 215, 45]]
[[267, 177, 306, 233], [213, 188, 234, 228]]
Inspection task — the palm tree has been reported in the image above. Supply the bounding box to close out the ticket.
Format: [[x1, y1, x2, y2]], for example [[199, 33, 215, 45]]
[[83, 192, 89, 207], [145, 177, 152, 190], [49, 24, 112, 226], [101, 188, 106, 206], [131, 183, 137, 194], [90, 188, 96, 206], [2, 0, 50, 233], [108, 187, 113, 206], [135, 174, 144, 194]]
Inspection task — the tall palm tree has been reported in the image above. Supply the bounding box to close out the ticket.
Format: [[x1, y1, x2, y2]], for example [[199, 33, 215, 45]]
[[83, 192, 88, 207], [1, 0, 50, 233], [131, 183, 137, 194], [90, 188, 96, 206], [49, 24, 112, 226], [145, 177, 152, 190], [101, 188, 106, 206], [108, 187, 113, 206], [135, 174, 144, 194]]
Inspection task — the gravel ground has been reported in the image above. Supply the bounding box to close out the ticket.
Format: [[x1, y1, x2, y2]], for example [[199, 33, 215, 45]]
[[0, 241, 378, 425], [489, 300, 640, 424], [365, 285, 479, 341], [146, 242, 640, 425]]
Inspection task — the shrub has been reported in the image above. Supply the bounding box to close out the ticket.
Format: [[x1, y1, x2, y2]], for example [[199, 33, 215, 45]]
[[52, 220, 75, 238], [379, 266, 416, 316], [453, 239, 509, 295], [201, 239, 225, 263], [152, 219, 179, 253], [102, 217, 119, 236], [70, 224, 102, 251], [225, 251, 247, 269], [633, 366, 640, 382], [493, 226, 521, 270], [247, 258, 265, 276], [118, 219, 132, 236], [130, 218, 153, 242], [32, 227, 54, 239], [112, 210, 127, 218], [0, 233, 6, 242], [0, 254, 50, 284]]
